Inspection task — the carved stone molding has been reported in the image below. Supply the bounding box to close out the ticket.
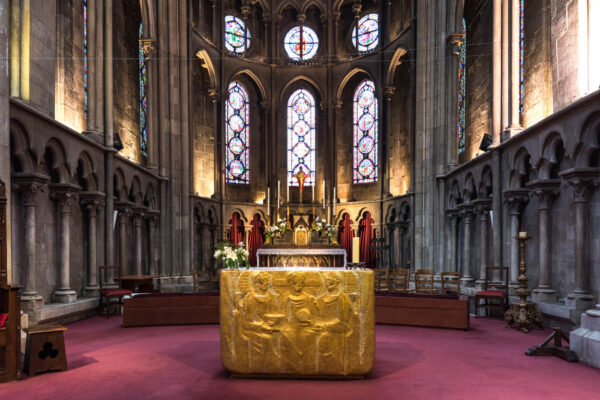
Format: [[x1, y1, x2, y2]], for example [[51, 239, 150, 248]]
[[472, 198, 492, 215], [526, 179, 561, 210], [50, 184, 80, 213], [503, 188, 530, 215], [447, 33, 465, 55], [208, 88, 219, 103], [560, 168, 599, 203], [139, 38, 157, 60], [79, 191, 106, 211], [12, 173, 50, 207]]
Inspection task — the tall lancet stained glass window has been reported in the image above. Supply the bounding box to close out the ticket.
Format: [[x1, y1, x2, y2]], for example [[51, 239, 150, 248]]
[[225, 15, 251, 54], [226, 82, 250, 184], [519, 0, 524, 113], [353, 80, 378, 183], [287, 89, 316, 186], [139, 22, 148, 158], [83, 0, 88, 118], [284, 26, 319, 61], [352, 14, 379, 52], [457, 18, 466, 155]]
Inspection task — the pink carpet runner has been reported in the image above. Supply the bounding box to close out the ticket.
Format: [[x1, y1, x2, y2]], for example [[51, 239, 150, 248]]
[[2, 317, 598, 400]]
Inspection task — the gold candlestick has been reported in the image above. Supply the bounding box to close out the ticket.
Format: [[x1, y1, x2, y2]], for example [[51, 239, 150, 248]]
[[504, 233, 543, 333]]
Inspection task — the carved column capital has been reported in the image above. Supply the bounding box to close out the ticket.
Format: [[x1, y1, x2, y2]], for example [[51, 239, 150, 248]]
[[208, 88, 219, 103], [458, 204, 474, 221], [12, 173, 50, 207], [526, 179, 561, 210], [560, 168, 599, 203], [352, 2, 362, 18], [447, 33, 465, 56], [503, 189, 530, 215], [260, 100, 271, 109], [79, 191, 106, 211], [139, 38, 157, 60], [50, 186, 80, 213], [297, 13, 306, 23], [384, 86, 395, 102]]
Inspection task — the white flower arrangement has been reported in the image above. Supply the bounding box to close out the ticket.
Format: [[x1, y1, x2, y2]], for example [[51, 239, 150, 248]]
[[265, 218, 288, 242], [214, 241, 249, 269], [311, 216, 337, 243]]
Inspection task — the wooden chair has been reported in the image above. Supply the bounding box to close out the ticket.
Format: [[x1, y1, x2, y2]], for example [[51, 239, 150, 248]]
[[193, 269, 213, 292], [412, 269, 435, 294], [374, 268, 390, 292], [99, 266, 132, 316], [441, 271, 461, 295], [389, 268, 410, 293], [473, 266, 509, 318]]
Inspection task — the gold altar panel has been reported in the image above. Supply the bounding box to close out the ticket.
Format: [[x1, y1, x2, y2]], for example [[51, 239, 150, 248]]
[[220, 269, 375, 377]]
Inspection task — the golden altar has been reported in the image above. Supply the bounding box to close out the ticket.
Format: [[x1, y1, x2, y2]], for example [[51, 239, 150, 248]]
[[220, 268, 375, 377], [256, 245, 347, 267]]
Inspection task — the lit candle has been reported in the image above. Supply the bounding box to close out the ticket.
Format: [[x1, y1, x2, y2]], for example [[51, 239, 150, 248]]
[[277, 180, 280, 209], [267, 187, 270, 217], [322, 180, 326, 208], [332, 187, 336, 216], [352, 236, 360, 264], [518, 231, 527, 238]]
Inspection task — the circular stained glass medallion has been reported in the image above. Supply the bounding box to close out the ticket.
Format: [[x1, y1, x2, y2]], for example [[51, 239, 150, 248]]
[[284, 26, 319, 61], [228, 115, 245, 132], [352, 14, 379, 52], [229, 160, 245, 177], [228, 91, 245, 109], [358, 136, 375, 154], [293, 120, 310, 136], [225, 16, 251, 54], [358, 89, 375, 108], [358, 113, 375, 131], [228, 137, 245, 155], [358, 159, 375, 177], [294, 97, 310, 114]]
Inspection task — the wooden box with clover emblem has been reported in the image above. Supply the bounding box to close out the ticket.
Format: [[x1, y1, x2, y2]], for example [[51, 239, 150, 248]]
[[220, 268, 375, 378]]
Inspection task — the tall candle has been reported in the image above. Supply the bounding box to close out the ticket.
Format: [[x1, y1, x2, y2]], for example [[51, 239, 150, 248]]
[[332, 187, 336, 216], [287, 181, 290, 203], [267, 187, 270, 217], [322, 180, 326, 208], [352, 236, 360, 264], [312, 182, 315, 203], [277, 180, 280, 208]]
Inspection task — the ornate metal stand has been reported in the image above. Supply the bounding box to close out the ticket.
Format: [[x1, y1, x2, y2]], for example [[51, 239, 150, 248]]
[[504, 234, 543, 332], [369, 236, 389, 269], [525, 327, 578, 362]]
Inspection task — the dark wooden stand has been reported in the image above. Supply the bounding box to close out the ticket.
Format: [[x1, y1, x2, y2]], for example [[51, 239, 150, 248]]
[[24, 324, 68, 375], [525, 327, 578, 362]]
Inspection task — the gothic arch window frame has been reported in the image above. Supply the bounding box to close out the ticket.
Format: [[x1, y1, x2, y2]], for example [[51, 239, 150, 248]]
[[283, 25, 320, 61], [139, 22, 148, 158], [353, 80, 378, 184], [224, 15, 251, 55], [226, 81, 250, 184], [287, 88, 316, 187], [457, 18, 466, 155], [352, 13, 380, 53]]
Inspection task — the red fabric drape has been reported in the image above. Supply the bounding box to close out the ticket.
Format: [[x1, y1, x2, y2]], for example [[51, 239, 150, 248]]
[[339, 213, 354, 261], [228, 213, 244, 245], [248, 214, 264, 266], [359, 212, 375, 268]]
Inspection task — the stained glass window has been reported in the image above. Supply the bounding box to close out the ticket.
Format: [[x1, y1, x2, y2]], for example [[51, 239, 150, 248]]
[[83, 0, 88, 118], [457, 18, 466, 155], [224, 15, 251, 54], [226, 81, 250, 184], [352, 13, 379, 52], [287, 89, 315, 186], [284, 26, 319, 61], [353, 80, 378, 183], [519, 0, 524, 114], [139, 22, 148, 158]]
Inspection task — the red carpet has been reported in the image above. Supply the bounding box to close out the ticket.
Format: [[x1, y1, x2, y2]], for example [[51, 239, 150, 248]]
[[2, 317, 598, 400]]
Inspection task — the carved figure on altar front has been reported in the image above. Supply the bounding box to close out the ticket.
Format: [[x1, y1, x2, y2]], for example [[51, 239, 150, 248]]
[[240, 272, 282, 372], [315, 272, 357, 374], [280, 272, 319, 373]]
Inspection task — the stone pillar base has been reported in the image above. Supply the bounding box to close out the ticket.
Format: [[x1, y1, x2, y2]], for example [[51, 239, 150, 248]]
[[567, 294, 595, 324], [461, 277, 475, 288], [83, 285, 100, 298], [21, 295, 44, 314], [532, 288, 557, 303], [53, 290, 78, 304], [570, 306, 600, 369]]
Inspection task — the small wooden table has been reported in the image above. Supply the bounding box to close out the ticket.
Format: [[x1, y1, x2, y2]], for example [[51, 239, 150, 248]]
[[25, 324, 67, 376], [119, 275, 159, 293]]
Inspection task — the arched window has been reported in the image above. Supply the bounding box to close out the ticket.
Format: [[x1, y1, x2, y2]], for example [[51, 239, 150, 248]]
[[284, 26, 319, 61], [352, 13, 379, 52], [457, 18, 466, 155], [287, 89, 316, 186], [139, 22, 148, 158], [519, 0, 524, 113], [225, 81, 250, 184], [353, 80, 378, 183], [224, 15, 251, 54], [83, 0, 88, 118]]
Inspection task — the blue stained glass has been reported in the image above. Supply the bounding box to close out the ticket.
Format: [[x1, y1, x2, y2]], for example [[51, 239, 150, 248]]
[[352, 14, 379, 52], [519, 0, 524, 114], [224, 15, 251, 54], [284, 26, 319, 61], [226, 82, 250, 183], [457, 18, 466, 155], [83, 0, 88, 119], [139, 22, 148, 158], [353, 80, 378, 183], [287, 89, 315, 186]]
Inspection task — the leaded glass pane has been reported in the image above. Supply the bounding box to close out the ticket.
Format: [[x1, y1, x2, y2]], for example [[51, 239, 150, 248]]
[[139, 22, 148, 158], [352, 14, 379, 53], [225, 15, 250, 54], [458, 18, 466, 155], [519, 0, 524, 114], [83, 0, 88, 119], [284, 26, 319, 61], [353, 80, 378, 183], [226, 81, 250, 184], [287, 89, 315, 186]]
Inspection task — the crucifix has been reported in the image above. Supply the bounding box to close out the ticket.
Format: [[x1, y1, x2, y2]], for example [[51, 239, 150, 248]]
[[293, 169, 310, 213]]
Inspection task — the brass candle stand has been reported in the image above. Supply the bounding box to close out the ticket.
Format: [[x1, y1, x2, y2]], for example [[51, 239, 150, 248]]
[[504, 234, 543, 333]]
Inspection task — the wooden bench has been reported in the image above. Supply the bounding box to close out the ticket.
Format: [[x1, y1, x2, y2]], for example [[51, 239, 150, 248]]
[[123, 292, 220, 327], [375, 292, 470, 330]]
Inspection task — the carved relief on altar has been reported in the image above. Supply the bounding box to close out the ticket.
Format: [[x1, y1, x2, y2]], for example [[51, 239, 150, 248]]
[[220, 269, 375, 377]]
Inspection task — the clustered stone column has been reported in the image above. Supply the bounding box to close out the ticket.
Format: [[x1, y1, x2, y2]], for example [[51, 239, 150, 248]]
[[133, 207, 146, 276], [474, 199, 491, 287], [503, 189, 529, 289], [80, 192, 105, 298], [459, 204, 474, 287], [148, 210, 160, 275], [116, 202, 132, 276], [447, 210, 459, 272], [527, 180, 560, 302], [50, 185, 79, 303]]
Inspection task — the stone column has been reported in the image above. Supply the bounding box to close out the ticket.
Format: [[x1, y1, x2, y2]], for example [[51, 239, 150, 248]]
[[116, 203, 132, 276], [474, 200, 492, 287], [528, 180, 560, 302], [501, 0, 509, 131], [448, 211, 459, 272], [383, 87, 395, 197], [459, 205, 474, 287], [561, 169, 598, 314], [447, 34, 464, 167], [50, 186, 79, 303], [148, 210, 160, 275], [503, 189, 529, 289], [80, 192, 105, 298], [492, 0, 502, 145], [133, 207, 145, 276], [508, 0, 522, 134], [200, 222, 210, 270], [13, 175, 48, 311]]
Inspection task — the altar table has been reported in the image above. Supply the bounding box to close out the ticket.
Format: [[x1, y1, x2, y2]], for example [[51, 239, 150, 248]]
[[220, 268, 374, 377], [256, 247, 347, 268]]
